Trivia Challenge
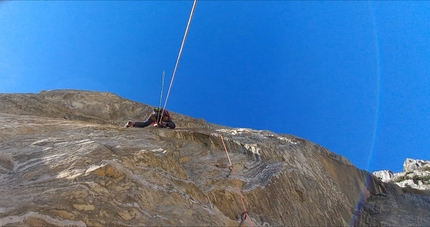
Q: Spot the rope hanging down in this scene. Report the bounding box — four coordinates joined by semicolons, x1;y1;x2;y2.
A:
161;0;198;113
155;3;252;225
220;135;255;227
157;70;166;123
158;70;166;109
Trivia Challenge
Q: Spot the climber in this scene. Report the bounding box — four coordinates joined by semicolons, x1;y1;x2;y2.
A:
125;107;176;129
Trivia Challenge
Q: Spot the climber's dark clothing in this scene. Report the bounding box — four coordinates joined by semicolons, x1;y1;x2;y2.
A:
128;108;176;129
133;118;176;129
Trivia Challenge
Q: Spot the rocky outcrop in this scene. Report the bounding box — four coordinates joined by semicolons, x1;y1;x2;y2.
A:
404;158;430;172
0;90;429;227
374;158;430;191
370;158;430;226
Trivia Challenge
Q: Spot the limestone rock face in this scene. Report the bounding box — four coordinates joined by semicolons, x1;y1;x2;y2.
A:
373;170;394;183
404;158;430;172
370;157;430;226
0;90;211;129
374;158;430;191
1;90;429;227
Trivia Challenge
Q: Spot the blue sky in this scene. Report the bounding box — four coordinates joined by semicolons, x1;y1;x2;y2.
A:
1;1;429;173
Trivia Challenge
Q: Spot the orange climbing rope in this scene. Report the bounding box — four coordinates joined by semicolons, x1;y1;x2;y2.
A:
219;134;254;227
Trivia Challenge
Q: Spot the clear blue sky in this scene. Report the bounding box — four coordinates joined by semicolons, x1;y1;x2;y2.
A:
1;1;429;173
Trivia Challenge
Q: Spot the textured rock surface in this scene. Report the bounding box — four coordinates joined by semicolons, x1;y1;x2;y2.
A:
373;170;394;183
0;90;211;129
374;158;430;191
0;90;429;227
403;158;430;172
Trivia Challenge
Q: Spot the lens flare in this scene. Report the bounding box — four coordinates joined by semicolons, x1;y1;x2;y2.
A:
350;3;382;226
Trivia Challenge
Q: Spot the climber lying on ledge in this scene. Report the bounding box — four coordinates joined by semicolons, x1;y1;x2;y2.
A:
125;107;176;129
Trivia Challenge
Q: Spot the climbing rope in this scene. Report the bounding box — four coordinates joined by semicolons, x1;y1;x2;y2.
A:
161;0;197;114
158;70;165;109
220;134;254;227
157;70;166;123
152;2;254;225
238;211;250;227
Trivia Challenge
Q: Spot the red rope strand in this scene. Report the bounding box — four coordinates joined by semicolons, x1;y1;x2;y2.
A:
220;134;254;227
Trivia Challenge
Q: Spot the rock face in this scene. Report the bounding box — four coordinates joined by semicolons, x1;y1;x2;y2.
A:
374;158;430;191
404;158;430;172
371;159;430;226
0;90;210;128
0;90;429;227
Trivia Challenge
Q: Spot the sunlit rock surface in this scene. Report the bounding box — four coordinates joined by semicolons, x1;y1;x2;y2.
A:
374;158;430;191
0;90;429;227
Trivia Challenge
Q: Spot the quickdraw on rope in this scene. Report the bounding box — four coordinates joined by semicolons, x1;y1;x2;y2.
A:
226;165;233;178
238;211;249;227
220;134;254;227
161;0;197;115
